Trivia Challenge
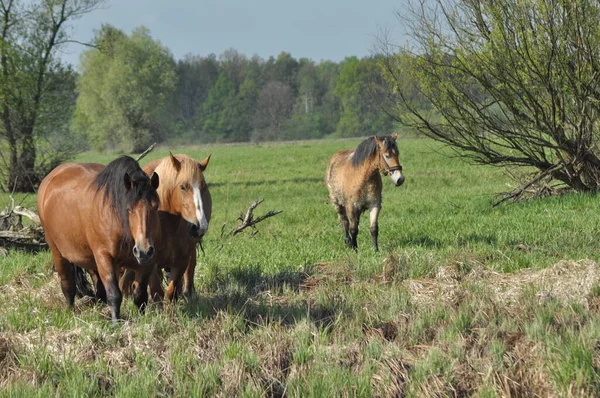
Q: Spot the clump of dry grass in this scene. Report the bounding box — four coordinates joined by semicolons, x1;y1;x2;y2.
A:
405;260;600;308
371;356;411;397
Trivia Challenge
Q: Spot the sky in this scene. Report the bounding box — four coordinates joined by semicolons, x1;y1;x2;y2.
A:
59;0;408;67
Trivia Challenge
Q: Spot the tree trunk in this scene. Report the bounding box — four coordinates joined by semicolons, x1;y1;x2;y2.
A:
8;128;36;192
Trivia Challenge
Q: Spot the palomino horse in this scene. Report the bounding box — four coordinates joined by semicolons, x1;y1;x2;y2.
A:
37;156;160;322
121;153;211;301
325;134;404;251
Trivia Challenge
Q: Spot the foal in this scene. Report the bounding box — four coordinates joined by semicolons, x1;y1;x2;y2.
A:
325;134;404;251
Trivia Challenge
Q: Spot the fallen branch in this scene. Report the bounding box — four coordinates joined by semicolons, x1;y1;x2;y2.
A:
135;142;157;162
13;205;40;224
231;198;283;236
0;199;46;250
493;165;562;207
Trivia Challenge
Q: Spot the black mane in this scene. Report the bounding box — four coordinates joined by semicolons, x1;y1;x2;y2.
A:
93;156;158;235
352;135;398;167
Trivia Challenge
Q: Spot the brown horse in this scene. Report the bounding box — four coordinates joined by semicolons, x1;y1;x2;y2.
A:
37;156;160;322
121;153;212;301
325;134;404;251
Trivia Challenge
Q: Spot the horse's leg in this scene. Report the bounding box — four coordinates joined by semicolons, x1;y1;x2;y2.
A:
51;249;76;308
73;266;94;298
132;269;151;313
347;206;361;251
335;204;351;247
95;253;122;324
369;205;381;252
165;266;184;302
118;269;136;298
89;269;107;303
148;267;165;302
182;246;196;299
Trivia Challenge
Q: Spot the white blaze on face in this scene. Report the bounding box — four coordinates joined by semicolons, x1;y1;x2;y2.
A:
390;170;404;185
384;148;404;186
193;183;209;234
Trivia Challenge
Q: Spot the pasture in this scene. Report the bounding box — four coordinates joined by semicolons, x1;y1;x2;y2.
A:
1;137;600;396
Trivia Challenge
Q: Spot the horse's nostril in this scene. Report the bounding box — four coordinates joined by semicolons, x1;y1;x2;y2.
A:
190;224;199;236
147;246;155;258
133;246;139;257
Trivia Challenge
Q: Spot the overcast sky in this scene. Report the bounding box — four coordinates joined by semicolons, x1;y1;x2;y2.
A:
60;0;408;68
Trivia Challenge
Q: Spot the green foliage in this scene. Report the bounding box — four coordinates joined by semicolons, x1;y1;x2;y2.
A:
335;57;393;137
0;0;102;192
383;0;600;191
75;25;177;152
200;72;238;142
166;50;383;143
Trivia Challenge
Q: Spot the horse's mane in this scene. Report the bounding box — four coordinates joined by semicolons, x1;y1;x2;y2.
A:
154;154;203;198
94;156;158;235
352;135;398;167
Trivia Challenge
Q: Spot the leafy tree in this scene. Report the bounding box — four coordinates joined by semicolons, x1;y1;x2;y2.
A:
335;57;393;137
316;60;342;135
173;53;219;136
296;59;319;114
75;25;177;152
0;0;103;192
219;48;246;87
382;0;600;194
201;72;237;142
231;77;258;142
272;52;299;92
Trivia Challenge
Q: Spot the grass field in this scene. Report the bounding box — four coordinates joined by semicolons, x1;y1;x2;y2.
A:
1;137;600;397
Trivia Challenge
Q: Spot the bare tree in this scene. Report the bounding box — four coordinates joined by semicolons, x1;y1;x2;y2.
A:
254;81;294;141
0;0;104;192
381;0;600;197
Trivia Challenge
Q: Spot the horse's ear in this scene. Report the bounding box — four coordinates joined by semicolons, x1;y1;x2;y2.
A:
199;153;211;172
374;136;384;147
123;173;133;191
169;152;181;172
391;133;398;141
150;171;160;189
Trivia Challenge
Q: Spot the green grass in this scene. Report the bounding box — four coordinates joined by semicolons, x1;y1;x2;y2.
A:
1;137;600;396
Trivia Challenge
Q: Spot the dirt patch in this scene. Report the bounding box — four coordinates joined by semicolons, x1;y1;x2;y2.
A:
404;260;600;308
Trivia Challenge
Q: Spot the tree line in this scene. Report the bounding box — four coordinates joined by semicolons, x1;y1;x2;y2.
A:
74;25;395;153
7;0;598;197
0;0;398;193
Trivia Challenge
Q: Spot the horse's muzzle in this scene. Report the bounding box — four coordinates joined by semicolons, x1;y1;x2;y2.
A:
391;171;405;187
188;222;206;239
133;244;155;265
395;174;405;186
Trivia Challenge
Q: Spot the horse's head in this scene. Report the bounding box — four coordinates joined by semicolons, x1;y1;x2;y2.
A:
124;171;161;264
155;153;211;239
95;156;160;265
376;134;405;187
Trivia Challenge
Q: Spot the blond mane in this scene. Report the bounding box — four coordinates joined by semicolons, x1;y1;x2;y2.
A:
154;154;203;209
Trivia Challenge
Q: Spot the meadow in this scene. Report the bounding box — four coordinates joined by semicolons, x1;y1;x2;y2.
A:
1;137;600;397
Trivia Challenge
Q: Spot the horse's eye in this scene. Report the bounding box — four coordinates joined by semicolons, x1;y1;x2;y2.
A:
180;184;188;191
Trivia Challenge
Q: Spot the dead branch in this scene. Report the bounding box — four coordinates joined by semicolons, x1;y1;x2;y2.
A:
0;199;45;250
13;205;40;224
492;165;563;207
135;142;157;162
231;198;283;236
